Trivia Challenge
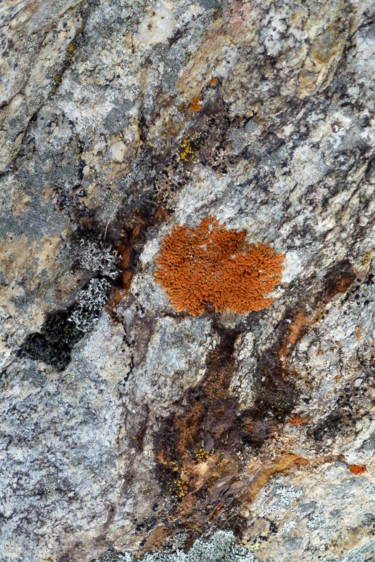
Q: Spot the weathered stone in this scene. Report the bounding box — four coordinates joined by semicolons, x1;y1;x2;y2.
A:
1;0;375;560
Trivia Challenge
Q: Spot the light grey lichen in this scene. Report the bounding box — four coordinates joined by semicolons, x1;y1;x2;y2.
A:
79;239;118;279
68;278;112;333
98;532;254;562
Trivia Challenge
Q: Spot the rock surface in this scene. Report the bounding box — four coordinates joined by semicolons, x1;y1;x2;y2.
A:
1;0;375;560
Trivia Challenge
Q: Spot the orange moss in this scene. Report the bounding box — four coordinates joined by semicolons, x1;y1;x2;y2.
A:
349;464;367;475
189;97;203;112
154;216;284;315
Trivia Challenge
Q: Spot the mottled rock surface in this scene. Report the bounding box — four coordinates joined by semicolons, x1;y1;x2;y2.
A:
1;0;375;560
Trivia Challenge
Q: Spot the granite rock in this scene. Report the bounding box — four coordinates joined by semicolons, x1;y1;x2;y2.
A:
1;0;375;561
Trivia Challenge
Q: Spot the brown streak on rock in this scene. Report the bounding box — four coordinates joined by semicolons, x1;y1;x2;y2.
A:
245;453;310;503
141;525;171;554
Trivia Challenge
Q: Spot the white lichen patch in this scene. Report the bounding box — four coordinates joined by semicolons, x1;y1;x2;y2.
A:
291;145;328;188
138;0;176;46
282;250;304;283
139;238;160;267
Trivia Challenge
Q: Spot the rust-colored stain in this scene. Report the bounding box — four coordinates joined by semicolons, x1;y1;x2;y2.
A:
279;266;356;367
155;216;284;315
189;97;203;112
356;325;362;341
141;525;171;554
107;206;170;313
335;374;341;383
279;311;308;363
209;77;218;87
246;453;309;501
349;464;367;475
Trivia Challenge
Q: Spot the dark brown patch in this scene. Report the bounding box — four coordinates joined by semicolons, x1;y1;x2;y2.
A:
152;261;358;537
106;205;171;316
154;322;299;534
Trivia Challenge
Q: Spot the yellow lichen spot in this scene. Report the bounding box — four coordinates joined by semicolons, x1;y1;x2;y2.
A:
51;74;63;95
194;441;214;462
176;478;187;498
180;135;195;162
362;251;372;266
246;541;261;552
179;131;204;162
68;43;76;53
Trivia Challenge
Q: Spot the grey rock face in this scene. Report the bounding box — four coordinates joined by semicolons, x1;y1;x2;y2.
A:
1;0;375;561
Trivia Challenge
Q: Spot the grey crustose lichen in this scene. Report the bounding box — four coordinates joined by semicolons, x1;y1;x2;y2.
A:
98;531;254;562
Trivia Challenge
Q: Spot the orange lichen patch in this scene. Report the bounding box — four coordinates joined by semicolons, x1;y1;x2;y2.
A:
189;97;203;112
209;77;218;87
155;217;284;315
349;464;367;475
356;325;362;341
335;374;341;383
290;416;307;426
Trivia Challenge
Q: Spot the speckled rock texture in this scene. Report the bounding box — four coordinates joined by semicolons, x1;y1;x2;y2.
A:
1;0;375;561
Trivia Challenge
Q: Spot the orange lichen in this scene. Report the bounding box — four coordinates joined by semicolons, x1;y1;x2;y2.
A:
154;216;284;315
290;416;306;426
356;325;362;341
189;97;203;112
209;77;218;87
349;464;367;475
